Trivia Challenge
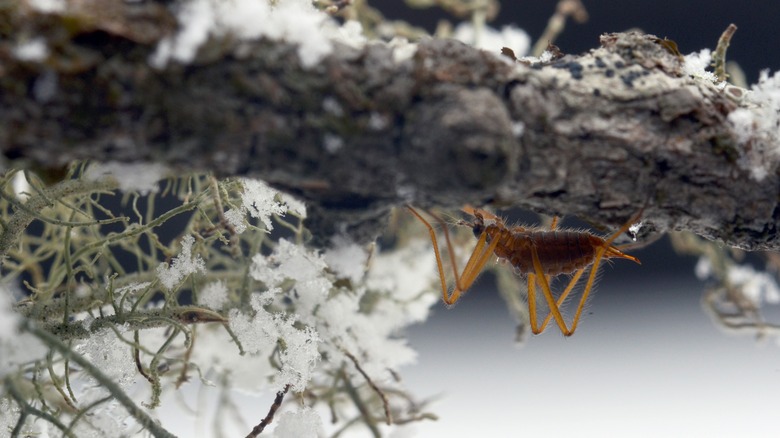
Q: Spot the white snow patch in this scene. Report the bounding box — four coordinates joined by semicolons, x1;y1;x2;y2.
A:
199;280;230;310
453;23;531;57
324;235;368;284
727;70;780;180
273;407;324;438
13;38;49;61
0;288;47;378
28;0;65;13
85;161;168;194
683;49;720;84
151;0;337;69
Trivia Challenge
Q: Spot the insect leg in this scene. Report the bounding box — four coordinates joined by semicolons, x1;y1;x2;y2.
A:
531;247;571;335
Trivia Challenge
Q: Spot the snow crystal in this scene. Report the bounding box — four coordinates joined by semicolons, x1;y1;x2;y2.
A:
726;263;780;307
327;20;367;49
239;178;288;231
250;239;331;318
29;0;65;13
189;322;275;393
280;192;306;218
323;133;344;153
275;320;320;392
11;171;31;201
389;37;417;63
727;70;780;180
682;49;720;84
453;22;531;56
199;280;230;310
85;161;168;194
151;0;335;69
224;207;248;234
228;291;320;392
75;326;137;391
156;235;206;291
322;97;344;116
324;236;368;284
0;289;47;378
273;407;324;438
13;38;48;62
229;292;279;355
695;257;712;280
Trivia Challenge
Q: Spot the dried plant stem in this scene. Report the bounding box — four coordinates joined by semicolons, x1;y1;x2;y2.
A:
713;23;738;82
245;384;291;438
532;0;588;56
343;350;392;425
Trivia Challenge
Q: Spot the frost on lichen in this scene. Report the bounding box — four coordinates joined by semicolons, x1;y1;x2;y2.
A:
156;235;205;291
683;49;721;84
0;166;439;435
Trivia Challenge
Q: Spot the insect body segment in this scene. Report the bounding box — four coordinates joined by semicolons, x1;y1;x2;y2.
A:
408;205;642;336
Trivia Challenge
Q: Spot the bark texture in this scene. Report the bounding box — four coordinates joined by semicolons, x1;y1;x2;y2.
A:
1;1;778;249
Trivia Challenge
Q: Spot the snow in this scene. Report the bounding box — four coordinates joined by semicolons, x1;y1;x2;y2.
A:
0;287;47;378
453;22;531;56
75;325;137;392
228;291;321;392
199;280;230;310
151;0;336;69
725;263;780;307
695;257;780;307
28;0;65;13
682;49;720;84
232;178;305;231
324;235;368;285
323;133;344;153
156;235;206;291
727;70;780;180
85;161;168;194
224;207;248;233
273;407;324;438
13;38;49;62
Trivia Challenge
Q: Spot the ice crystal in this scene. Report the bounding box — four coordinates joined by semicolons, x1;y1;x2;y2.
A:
156;235;205;291
199;280;230;310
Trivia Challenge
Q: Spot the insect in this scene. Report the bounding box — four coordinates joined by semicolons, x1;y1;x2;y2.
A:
406;205;642;336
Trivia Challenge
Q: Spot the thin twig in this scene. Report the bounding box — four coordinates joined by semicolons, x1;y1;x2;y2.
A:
532;0;588;56
343;350;392;425
245;384;291;438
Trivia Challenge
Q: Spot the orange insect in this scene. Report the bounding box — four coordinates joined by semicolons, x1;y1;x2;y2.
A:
407;205;642;336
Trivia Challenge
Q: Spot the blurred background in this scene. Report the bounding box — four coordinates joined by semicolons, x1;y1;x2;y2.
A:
366;1;780;436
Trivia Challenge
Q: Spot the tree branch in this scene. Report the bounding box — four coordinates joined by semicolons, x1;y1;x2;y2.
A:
2;1;777;249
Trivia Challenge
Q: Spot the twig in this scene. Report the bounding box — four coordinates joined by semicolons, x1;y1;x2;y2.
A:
532;0;588;56
245;384;291;438
343;350;392;425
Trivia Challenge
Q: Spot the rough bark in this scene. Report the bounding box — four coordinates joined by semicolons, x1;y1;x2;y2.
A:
1;1;778;249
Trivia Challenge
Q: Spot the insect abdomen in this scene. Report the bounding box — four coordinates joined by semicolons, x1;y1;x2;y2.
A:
502;231;598;275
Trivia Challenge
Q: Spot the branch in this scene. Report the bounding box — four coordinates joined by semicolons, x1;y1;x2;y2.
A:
2;1;777;249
